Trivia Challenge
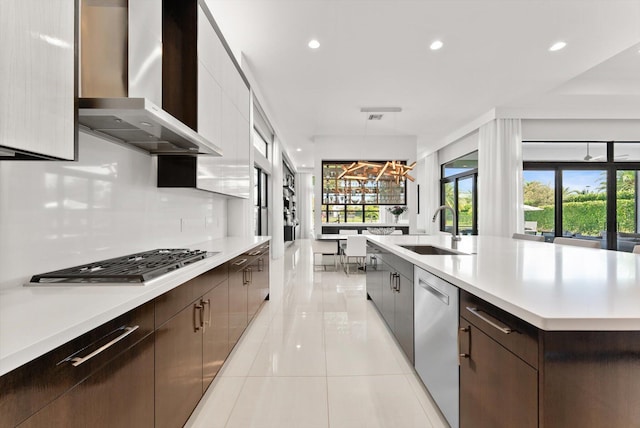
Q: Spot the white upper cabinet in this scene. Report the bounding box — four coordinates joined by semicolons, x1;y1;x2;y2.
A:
0;0;76;160
197;7;224;86
195;4;250;198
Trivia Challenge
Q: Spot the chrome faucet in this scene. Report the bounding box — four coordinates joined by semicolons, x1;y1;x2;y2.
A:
432;205;461;245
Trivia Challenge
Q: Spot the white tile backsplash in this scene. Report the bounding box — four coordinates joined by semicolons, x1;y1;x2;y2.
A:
0;132;227;289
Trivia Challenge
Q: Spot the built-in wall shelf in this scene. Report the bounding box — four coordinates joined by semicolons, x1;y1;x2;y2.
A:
283;160;297;242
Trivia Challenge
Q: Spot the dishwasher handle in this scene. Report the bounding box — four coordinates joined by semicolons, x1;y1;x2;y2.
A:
418;279;449;305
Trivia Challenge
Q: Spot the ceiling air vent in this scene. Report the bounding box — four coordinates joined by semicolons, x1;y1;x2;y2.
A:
361;106;402;121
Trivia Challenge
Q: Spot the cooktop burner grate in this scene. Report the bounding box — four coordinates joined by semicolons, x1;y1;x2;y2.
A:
30;249;212;284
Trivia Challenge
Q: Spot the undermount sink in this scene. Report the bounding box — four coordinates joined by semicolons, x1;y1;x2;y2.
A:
399;245;468;256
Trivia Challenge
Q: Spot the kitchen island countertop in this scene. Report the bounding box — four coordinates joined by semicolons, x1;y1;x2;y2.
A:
0;236;270;377
367;234;640;332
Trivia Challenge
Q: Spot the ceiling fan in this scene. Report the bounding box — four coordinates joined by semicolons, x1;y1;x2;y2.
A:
583;143;629;162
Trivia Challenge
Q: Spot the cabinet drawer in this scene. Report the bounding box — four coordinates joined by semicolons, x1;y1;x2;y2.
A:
18;335;155;428
229;253;254;272
155;263;228;327
0;302;154;427
460;290;538;368
192;263;228;302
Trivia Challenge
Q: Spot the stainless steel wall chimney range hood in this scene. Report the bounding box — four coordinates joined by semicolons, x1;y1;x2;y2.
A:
78;0;222;156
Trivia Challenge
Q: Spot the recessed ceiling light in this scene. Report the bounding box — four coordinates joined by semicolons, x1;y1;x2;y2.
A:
296;148;302;152
308;39;320;49
549;41;567;52
430;40;443;50
302;164;306;167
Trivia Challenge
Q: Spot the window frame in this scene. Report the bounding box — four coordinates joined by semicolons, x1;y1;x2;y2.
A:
254;166;268;236
523;141;640;250
440;152;478;235
321;160;407;223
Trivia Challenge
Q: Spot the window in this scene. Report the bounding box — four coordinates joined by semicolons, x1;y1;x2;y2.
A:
523;141;640;251
253;99;273;159
253;129;268;159
254;167;268;236
321;161;407;223
440;152;478;235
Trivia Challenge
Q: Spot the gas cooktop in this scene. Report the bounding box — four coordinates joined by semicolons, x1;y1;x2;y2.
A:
30;249;214;284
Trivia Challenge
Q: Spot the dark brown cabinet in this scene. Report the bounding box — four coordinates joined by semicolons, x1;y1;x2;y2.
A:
154;263;229;428
228;245;270;349
458;320;538;428
228;256;250;348
248;245;270;321
459;290;538;428
0;242;270;428
19;336;155;428
202;279;229;388
0;302;155;428
155;301;204;428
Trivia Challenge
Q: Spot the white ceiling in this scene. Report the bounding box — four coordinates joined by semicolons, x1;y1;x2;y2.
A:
205;0;640;169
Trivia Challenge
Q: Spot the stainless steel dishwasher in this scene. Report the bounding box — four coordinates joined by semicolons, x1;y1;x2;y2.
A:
414;266;459;428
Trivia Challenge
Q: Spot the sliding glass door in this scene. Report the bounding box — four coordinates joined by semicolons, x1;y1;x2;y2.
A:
616;169;639;252
561;169;607;245
440;152;478;235
523;141;640;251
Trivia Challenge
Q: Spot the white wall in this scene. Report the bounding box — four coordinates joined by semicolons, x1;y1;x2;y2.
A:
270;136;285;258
297;172;314;238
522;119;640;141
0;132;228;289
313;135;418;233
437;130;479;164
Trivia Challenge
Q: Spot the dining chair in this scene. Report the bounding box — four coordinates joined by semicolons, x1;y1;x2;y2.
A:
338;229;358;253
633;245;640;254
311;239;338;271
553;237;601;249
512;233;544;242
341;235;367;275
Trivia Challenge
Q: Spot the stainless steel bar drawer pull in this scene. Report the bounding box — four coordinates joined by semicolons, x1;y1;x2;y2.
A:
69;325;139;367
233;258;248;266
466;307;512;334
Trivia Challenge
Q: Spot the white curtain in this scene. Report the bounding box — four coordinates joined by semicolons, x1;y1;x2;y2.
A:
422;152;440;234
478;119;523;237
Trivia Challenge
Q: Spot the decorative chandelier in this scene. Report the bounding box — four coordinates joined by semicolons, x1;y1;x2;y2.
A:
337;160;416;183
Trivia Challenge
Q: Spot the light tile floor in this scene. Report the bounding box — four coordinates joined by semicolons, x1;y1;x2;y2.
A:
186;239;448;428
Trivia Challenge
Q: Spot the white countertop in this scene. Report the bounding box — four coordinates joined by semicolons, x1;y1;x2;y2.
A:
0;236;270;377
367;234;640;332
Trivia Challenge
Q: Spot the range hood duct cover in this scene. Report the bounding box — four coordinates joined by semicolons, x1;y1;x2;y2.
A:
78;0;222;156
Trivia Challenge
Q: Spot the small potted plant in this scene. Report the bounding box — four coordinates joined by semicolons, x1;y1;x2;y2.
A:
387;206;407;223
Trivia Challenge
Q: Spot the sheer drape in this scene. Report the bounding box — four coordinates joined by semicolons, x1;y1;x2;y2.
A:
478;119;523;237
423;152;440;234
